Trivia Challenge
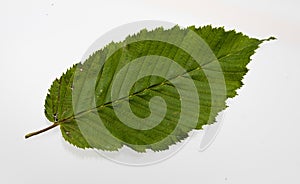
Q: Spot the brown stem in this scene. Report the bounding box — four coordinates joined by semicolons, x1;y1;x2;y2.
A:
25;122;60;139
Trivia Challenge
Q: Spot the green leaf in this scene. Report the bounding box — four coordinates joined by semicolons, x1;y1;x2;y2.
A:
25;25;274;152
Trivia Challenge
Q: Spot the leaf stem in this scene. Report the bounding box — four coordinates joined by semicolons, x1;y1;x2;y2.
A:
25;122;60;139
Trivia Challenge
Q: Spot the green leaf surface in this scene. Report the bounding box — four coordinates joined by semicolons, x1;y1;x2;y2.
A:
26;25;274;152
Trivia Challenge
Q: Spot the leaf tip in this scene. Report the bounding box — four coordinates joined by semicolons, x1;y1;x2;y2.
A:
263;36;277;42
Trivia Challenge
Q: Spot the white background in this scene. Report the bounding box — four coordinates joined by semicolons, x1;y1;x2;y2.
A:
1;0;299;183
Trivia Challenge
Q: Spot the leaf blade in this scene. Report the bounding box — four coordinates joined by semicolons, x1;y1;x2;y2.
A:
36;25;273;152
